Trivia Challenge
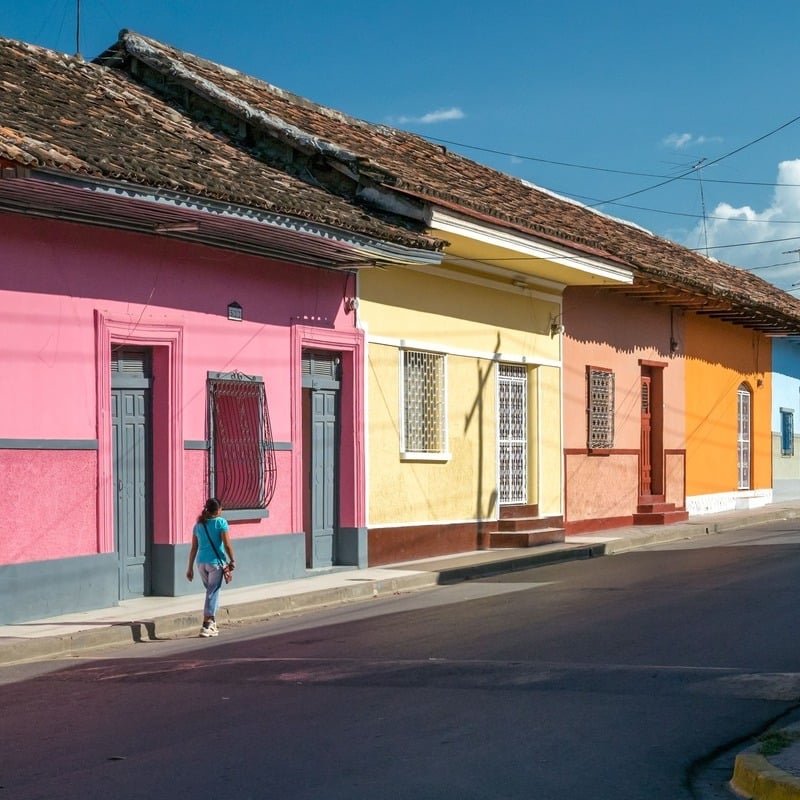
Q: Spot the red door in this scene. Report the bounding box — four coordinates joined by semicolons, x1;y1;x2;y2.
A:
640;376;652;496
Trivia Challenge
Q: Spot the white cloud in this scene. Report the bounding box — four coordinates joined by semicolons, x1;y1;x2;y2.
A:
683;159;800;291
393;107;465;125
663;132;723;150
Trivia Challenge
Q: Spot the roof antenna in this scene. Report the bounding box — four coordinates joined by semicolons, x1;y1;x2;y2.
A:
76;0;81;56
693;158;709;257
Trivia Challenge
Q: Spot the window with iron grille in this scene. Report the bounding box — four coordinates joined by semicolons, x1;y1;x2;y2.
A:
737;384;751;489
401;349;447;455
781;408;794;457
587;367;615;449
208;372;277;510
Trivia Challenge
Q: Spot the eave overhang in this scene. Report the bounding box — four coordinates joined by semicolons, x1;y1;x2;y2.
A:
0;168;443;271
429;209;634;288
607;277;800;336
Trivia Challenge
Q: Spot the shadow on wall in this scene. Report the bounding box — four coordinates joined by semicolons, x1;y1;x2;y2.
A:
464;333;501;545
4;215;347;329
562;286;677;358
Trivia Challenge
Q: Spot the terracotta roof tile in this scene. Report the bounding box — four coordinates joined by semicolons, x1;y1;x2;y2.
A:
98;31;800;331
0;37;441;253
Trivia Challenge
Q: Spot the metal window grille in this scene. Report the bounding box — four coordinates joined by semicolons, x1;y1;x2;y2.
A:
498;364;527;504
587;367;615;449
781;408;795;457
402;350;446;453
208;372;277;510
737;385;751;489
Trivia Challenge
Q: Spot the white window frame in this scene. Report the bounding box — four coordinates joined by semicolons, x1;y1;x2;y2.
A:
737;384;751;490
497;363;528;504
399;348;450;461
781;407;794;457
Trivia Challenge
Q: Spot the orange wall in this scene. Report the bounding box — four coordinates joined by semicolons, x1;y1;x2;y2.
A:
684;315;771;495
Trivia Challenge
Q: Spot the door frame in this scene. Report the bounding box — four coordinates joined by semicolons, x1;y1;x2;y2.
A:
111;348;153;598
95;313;184;556
638;360;666;500
290;324;365;542
302;353;341;567
497;363;528;506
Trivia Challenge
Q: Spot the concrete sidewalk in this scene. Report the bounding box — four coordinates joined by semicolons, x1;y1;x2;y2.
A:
6;500;800;667
4;500;800;798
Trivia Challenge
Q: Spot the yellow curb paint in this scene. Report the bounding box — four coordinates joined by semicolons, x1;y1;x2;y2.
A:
732;753;800;800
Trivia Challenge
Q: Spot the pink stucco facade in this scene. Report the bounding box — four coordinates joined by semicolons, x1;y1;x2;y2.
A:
1;212;366;618
562;286;686;531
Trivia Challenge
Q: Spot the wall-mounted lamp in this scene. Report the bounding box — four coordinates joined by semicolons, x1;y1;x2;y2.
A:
227;301;243;322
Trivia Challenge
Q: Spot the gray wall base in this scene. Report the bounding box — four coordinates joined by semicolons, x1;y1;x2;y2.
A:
3;530;368;624
152;532;308;596
337;527;368;568
0;554;118;625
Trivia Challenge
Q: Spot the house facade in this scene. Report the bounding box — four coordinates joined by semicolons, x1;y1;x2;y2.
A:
684;316;773;514
562;286;687;532
6;31;800;626
99;31;635;563
769;338;800;501
0;38;440;623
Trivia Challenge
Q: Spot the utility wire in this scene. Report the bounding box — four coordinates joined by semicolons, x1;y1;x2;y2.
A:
423;135;800;187
688;234;800;252
589;112;800;207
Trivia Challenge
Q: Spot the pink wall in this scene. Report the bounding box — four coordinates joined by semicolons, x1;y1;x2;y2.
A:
1;213;361;564
0;451;97;560
562;287;685;451
562;286;686;527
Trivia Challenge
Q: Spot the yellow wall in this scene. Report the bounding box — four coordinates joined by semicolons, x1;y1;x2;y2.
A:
360;267;561;362
537;364;562;514
361;267;562;525
685;315;771;495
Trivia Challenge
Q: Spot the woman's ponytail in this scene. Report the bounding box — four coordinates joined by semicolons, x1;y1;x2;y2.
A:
197;497;221;524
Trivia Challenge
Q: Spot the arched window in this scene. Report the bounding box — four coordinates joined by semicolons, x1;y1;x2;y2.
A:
737;383;751;490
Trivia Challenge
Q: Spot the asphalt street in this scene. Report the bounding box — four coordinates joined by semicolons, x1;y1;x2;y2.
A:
4;521;800;799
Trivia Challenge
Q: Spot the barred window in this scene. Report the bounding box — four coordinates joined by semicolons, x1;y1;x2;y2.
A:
781;408;794;457
402;349;447;455
587;367;615;449
208;372;277;510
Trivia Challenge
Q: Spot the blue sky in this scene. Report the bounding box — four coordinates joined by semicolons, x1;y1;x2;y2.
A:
4;0;800;290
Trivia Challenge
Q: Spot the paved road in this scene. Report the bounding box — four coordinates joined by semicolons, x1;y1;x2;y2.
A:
4;520;800;799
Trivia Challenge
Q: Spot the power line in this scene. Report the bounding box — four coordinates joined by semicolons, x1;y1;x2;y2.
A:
590;112;800;207
688;234;800;252
423;135;800;188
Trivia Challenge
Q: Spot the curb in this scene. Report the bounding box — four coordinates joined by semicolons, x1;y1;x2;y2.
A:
3;508;800;668
731;752;800;800
0;543;600;667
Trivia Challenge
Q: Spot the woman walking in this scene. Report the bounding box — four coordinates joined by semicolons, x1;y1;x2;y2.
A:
186;497;235;638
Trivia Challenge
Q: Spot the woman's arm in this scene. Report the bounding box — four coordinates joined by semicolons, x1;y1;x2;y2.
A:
222;531;235;569
186;534;199;580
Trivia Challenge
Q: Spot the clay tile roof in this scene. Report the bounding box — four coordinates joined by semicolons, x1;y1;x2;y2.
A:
0;37;441;253
98;30;800;334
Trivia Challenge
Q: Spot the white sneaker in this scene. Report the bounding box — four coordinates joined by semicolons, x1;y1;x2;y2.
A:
199;622;218;638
